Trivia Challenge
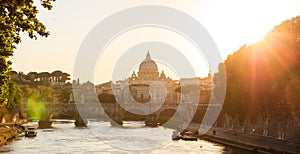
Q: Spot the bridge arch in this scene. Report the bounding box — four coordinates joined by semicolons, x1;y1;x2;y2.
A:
122;109;147;121
157;108;185;128
190;108;207;124
26;102;81;128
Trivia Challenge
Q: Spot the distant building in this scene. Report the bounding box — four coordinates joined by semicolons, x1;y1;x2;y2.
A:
77;51;213;105
95;81;113;95
70;79;105;118
71;79;98;104
111;51;213;105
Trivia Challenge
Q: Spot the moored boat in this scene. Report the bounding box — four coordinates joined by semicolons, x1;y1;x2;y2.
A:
172;130;198;141
172;130;181;140
25;127;37;137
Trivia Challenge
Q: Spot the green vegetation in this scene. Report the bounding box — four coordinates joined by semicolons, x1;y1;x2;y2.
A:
98;93;116;103
216;16;300;132
96;81;116;104
0;0;55;122
15;74;71;120
11;70;70;87
59;84;71;103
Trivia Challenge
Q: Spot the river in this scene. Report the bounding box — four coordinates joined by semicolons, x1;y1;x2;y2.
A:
0;120;252;153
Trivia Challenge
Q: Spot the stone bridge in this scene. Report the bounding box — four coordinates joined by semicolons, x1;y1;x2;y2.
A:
25;102;90;128
26;102;221;128
101;102;221;128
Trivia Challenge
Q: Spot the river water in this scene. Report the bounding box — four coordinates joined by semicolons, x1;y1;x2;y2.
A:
0;120;250;153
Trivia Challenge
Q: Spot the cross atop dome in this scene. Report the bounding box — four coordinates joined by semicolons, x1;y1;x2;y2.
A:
146;50;151;60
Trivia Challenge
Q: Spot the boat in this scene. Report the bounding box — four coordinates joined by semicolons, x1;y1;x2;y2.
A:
25;127;37;137
172;130;198;141
172;130;181;140
178;135;198;141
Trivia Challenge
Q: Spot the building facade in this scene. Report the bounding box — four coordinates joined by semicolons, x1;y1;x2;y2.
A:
74;51;213;106
111;51;213;105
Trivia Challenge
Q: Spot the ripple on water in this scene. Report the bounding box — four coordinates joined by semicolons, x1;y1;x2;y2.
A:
0;121;249;153
0;146;13;153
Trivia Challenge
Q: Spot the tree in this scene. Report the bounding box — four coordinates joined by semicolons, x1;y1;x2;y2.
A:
22;85;33;98
39;86;53;102
60;72;70;83
38;72;50;85
51;70;62;83
0;0;55;107
98;93;116;104
27;71;38;82
7;79;23;109
217;16;300;129
26;88;40;103
59;85;71;103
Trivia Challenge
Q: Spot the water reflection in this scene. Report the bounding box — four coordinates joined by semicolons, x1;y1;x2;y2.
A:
0;121;251;153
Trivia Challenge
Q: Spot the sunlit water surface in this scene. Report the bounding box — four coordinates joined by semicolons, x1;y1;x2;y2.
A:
0;120;250;153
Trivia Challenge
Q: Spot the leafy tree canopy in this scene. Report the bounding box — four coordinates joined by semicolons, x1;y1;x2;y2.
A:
0;0;55;106
219;16;300;124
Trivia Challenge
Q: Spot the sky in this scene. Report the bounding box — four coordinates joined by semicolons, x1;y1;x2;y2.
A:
11;0;300;84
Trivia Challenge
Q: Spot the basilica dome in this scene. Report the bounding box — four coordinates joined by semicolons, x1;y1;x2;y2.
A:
138;52;159;80
139;53;158;72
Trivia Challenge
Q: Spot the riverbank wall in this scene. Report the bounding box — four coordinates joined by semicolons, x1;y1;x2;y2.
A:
196;127;300;154
0;124;21;147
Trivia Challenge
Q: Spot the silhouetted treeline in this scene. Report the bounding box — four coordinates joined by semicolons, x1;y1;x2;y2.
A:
215;16;300;139
11;70;70;87
98;93;116;103
11;70;72;103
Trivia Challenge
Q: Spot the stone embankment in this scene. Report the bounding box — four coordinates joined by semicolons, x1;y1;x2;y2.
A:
0;124;21;147
198;127;300;154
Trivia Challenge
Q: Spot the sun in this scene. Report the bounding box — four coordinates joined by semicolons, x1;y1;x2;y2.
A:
199;0;300;56
244;28;268;45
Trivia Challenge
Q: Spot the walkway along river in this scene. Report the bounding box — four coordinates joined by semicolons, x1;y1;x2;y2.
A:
0;120;253;153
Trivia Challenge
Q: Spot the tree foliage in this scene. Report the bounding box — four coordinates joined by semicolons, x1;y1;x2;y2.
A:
7;78;23;109
0;0;55;107
218;16;300;125
59;85;71;103
25;86;53;103
11;70;70;87
98;93;116;104
39;86;53;102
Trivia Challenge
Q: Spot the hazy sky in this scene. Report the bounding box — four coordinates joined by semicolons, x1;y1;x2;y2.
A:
11;0;300;84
